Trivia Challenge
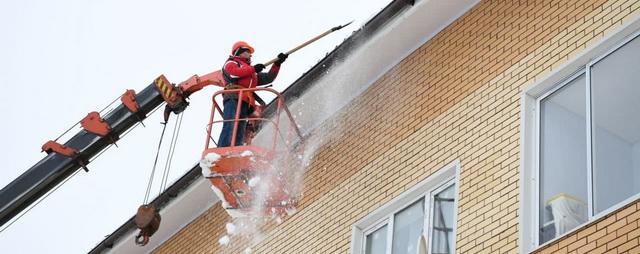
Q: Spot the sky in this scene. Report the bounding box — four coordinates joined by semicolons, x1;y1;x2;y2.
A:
0;0;392;253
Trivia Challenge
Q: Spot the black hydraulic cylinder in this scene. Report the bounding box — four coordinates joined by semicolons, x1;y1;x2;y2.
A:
0;81;167;227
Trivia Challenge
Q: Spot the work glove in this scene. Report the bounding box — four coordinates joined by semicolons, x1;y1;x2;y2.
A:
253;64;265;73
275;53;288;65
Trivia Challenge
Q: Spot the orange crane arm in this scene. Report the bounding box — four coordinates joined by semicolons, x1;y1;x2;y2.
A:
177;70;226;97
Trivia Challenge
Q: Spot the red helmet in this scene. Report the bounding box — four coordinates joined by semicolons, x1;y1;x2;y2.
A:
231;41;255;55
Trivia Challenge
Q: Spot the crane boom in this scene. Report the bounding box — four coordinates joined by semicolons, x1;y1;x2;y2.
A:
0;75;186;227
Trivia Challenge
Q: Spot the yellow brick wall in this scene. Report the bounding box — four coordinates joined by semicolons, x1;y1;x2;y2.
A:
534;201;640;254
154;0;640;253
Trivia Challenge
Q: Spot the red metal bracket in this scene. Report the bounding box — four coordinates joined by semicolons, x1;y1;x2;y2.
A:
81;112;111;137
121;89;146;125
121;89;140;113
42;140;89;172
42;140;78;157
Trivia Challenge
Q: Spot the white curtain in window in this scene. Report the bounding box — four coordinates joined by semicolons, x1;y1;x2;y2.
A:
548;194;587;236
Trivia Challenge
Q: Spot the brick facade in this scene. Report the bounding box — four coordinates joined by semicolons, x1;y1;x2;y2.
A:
535;201;640;254
154;1;640;253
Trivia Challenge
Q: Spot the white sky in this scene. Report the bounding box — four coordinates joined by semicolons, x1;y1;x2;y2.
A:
0;0;391;253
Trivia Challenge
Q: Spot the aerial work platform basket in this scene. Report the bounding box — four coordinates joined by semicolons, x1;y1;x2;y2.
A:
200;87;304;218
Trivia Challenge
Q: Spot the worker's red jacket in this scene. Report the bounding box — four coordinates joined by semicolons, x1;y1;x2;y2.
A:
222;56;280;106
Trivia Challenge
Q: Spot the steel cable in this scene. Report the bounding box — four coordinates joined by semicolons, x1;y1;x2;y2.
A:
159;112;184;194
143;122;168;204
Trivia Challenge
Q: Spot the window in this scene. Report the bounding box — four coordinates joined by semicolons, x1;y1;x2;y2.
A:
537;73;589;243
390;199;424;253
429;184;456;254
352;162;459;254
590;37;640;214
521;26;640;251
365;224;388;254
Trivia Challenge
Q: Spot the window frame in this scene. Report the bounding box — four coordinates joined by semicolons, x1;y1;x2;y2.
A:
425;181;457;254
363;218;391;254
363;196;426;254
351;160;460;254
586;35;640;217
520;17;640;253
534;69;588;245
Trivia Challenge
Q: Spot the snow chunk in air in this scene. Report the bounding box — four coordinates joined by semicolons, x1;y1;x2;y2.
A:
226;222;237;235
218;235;230;246
285;207;297;216
240;150;253;157
248;176;260;187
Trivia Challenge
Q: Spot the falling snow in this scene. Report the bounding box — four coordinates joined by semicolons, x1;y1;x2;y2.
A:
218;235;230;246
248;177;260;187
226;222;237;235
285;207;297;216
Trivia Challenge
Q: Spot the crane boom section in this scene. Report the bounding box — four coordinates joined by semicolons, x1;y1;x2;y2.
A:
0;76;181;227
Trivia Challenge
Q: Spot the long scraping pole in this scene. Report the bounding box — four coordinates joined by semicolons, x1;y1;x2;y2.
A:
263;21;353;66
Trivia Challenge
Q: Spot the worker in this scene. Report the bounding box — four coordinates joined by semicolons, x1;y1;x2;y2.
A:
218;41;287;147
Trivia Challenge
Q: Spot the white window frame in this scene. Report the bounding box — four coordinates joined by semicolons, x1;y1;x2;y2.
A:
363;218;391;253
351;160;460;254
425;181;457;254
520;16;640;253
534;69;587;245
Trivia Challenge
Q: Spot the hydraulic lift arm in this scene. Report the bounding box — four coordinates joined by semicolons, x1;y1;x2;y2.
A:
177;70;225;97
